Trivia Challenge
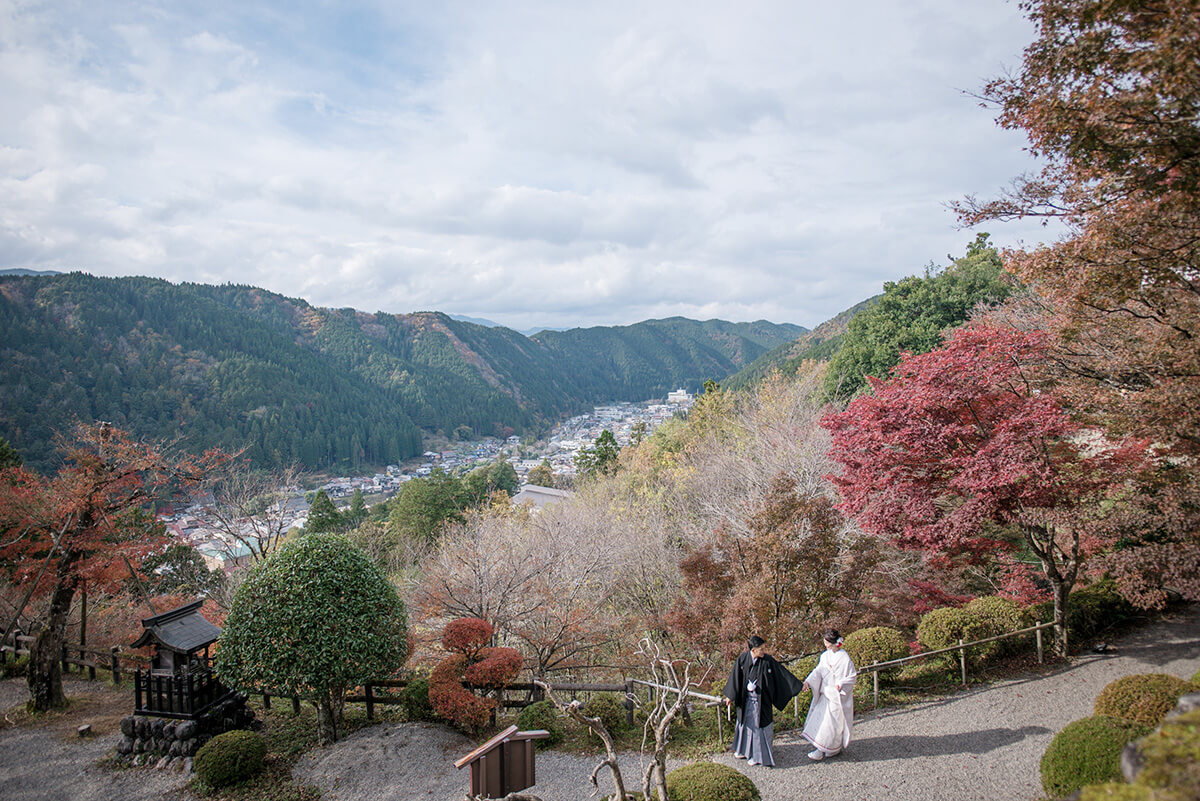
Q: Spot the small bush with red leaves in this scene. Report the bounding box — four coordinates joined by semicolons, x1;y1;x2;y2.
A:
429;618;525;731
443;617;493;658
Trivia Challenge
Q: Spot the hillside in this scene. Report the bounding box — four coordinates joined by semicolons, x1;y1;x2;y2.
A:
0;273;802;472
722;297;879;391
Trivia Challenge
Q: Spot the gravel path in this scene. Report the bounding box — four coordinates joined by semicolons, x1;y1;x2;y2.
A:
0;679;189;801
296;604;1200;801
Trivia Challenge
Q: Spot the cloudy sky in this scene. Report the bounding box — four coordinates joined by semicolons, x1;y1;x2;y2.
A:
0;0;1056;330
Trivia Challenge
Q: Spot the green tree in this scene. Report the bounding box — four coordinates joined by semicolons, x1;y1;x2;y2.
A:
463;460;520;504
305;490;343;533
0;437;21;469
386;469;467;546
527;460;554;488
141;543;223;597
215;533;408;744
453;425;474;441
575;430;620;479
345;488;367;529
824;233;1014;400
630;421;648;447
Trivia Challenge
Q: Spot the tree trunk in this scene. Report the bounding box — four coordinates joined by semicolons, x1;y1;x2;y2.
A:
316;686;346;745
1050;575;1071;658
27;570;78;711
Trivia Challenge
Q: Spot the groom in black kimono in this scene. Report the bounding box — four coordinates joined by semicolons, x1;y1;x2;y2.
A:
723;635;805;767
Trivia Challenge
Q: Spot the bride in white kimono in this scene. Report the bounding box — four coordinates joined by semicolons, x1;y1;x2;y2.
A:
801;628;857;760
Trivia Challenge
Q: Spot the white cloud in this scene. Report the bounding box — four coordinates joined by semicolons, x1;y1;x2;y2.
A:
0;0;1057;330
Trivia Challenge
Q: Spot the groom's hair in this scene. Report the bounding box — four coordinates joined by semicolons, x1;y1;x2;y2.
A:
747;636;766;650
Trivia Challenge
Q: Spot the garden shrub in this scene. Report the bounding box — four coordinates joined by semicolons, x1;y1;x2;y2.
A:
963;595;1032;657
1133;708;1200;801
1095;674;1199;727
1191;667;1200;686
843;627;909;682
1;653;28;679
442;617;492;658
665;762;760;801
1079;783;1151;800
1040;716;1152;797
194;730;267;789
581;692;628;734
917;606;987;667
516;699;562;747
1029;579;1137;649
399;676;434;721
429;617;523;732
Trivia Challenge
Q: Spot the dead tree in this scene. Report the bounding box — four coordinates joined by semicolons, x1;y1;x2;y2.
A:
637;639;699;801
535;679;629;801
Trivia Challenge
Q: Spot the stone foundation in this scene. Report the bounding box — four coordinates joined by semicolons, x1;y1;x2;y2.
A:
113;691;258;770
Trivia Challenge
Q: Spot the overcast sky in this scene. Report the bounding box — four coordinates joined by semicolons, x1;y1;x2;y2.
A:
0;1;1057;330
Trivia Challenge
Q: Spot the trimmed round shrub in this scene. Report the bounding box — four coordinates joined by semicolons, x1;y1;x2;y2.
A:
581;693;628;734
1134;708;1200;801
400;676;434;721
194;730;267;789
917;606;986;667
1095;674;1199;727
517;699;563;747
963;595;1032;657
1040;716;1152;797
1079;783;1151;801
1191;668;1200;686
843;627;909;682
665;762;760;801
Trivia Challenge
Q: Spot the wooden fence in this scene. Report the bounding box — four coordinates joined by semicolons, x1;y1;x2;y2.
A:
1;630;150;685
133;668;235;719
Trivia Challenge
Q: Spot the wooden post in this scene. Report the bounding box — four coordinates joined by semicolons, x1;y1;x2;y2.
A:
292;695;301;715
79;581;87;647
263;693;272;710
61;643;69;675
623;680;635;728
872;664;879;710
958;639;967;686
110;647;121;684
134;670;143;712
366;683;375;720
716;702;723;745
1036;625;1044;664
793;692;799;727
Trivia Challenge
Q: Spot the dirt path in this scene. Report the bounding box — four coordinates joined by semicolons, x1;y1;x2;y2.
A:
296;604;1200;801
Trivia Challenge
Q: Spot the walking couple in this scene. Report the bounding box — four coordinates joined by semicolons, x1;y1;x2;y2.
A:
722;629;857;767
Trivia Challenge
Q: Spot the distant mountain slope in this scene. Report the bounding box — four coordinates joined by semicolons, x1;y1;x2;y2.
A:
722;298;878;391
0;274;803;472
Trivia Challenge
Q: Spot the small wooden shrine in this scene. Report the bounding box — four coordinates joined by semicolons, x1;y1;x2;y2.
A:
131;599;220;675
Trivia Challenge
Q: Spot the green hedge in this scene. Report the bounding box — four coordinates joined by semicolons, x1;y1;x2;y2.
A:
665;762;760;801
400;676;434;721
1095;674;1198;727
517;699;562;747
194;730;267;789
1040;716;1152;797
843;627;909;683
962;596;1031;658
1028;579;1137;649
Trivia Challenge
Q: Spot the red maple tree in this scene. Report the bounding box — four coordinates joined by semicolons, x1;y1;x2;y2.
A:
822;325;1147;655
0;423;222;709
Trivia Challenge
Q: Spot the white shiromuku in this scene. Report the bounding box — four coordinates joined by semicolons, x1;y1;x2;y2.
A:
801;648;857;756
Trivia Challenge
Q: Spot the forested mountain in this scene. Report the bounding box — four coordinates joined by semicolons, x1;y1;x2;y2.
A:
0;273;802;472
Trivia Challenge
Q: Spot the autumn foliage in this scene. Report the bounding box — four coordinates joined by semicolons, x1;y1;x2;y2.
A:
823;325;1147;654
428;617;523;731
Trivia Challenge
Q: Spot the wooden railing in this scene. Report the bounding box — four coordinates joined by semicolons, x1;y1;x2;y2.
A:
133;668;235;719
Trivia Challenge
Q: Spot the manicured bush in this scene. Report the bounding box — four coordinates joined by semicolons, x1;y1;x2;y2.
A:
429;617;523;732
581;692;629;734
843;627;909;682
1029;579;1137;650
963;595;1032;657
442;617;492;658
916;606;987;667
517;699;563;747
194;730;267;789
1095;674;1199;727
1040;716;1152;797
1;653;29;679
399;676;434;721
1079;783;1151;801
1134;708;1200;801
665;762;760;801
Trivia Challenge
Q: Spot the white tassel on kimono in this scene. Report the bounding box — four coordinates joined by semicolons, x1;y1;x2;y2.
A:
801;648;857;758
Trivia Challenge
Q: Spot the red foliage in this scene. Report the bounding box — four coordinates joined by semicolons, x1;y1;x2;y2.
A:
822;325;1149;654
429;618;523;731
442;617;492;658
907;580;973;616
